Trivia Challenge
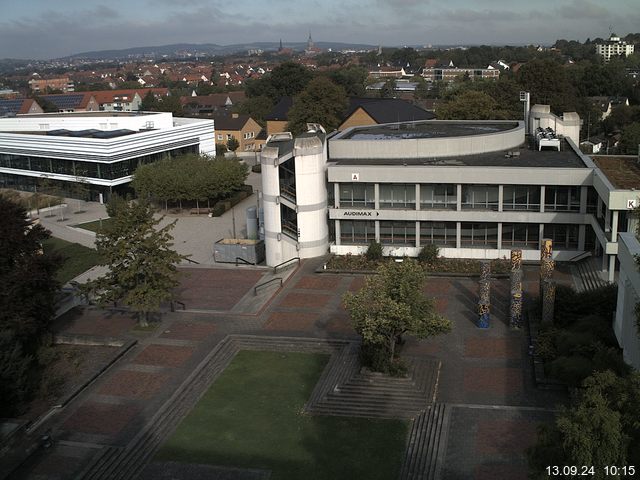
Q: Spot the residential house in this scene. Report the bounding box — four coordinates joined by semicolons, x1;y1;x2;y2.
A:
28;76;74;93
589;96;630;120
181;92;246;117
214;113;262;152
39;93;99;112
339;98;435;130
0;98;44;117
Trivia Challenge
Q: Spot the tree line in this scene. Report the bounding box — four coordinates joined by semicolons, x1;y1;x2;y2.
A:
131;154;249;210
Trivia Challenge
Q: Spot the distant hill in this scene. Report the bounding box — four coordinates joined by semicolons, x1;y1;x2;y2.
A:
66;42;378;60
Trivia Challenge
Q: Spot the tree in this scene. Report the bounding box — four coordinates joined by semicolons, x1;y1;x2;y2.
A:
437;90;511;120
83;200;186;326
0;196;61;414
140;90;158;111
516;58;578;113
379;78;396;98
343;260;451;372
286;77;348;134
227;137;240;152
328;65;368;97
528;370;640;478
620;122;640;155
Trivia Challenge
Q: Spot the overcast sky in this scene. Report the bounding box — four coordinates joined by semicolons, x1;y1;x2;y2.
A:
1;0;639;59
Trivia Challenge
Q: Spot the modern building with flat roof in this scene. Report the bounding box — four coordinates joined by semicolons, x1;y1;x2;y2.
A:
260;106;639;286
0;111;215;200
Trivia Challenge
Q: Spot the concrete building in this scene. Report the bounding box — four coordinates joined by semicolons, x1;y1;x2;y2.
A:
421;64;500;83
259;106;640;287
614;232;640;370
0;111;215;201
596;34;635;63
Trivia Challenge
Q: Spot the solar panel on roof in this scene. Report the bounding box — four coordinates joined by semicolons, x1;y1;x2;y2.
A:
0;99;25;115
42;94;84;109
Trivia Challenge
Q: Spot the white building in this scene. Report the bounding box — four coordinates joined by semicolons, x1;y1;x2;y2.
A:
596;34;635;63
260;106;640;286
0;111;215;200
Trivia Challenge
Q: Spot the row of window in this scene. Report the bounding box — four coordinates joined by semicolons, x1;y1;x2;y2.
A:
337;183;588;212
0;145;198;180
339;220;580;249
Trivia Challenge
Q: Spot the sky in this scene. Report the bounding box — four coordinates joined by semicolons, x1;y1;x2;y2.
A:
1;0;639;59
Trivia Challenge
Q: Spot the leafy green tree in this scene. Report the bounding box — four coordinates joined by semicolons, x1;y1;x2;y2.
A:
245;62;313;101
236;95;273;126
343;260;451;371
0;197;61;414
528;370;640;478
516;58;578;113
155;94;183;116
379;78;396;98
140;90;158;111
227;137;240;152
83;200;186;327
329;65;368;97
437;90;511;120
620;122;640;155
286;77;348;134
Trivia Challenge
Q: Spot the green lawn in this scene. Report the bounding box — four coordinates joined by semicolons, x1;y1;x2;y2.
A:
42;237;101;284
73;217;114;233
156;351;408;480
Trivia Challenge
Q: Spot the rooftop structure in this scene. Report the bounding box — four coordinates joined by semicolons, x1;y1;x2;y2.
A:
596;33;635;63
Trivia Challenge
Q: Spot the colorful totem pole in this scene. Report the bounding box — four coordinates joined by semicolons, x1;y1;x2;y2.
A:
477;261;491;328
540;238;556;323
509;249;523;329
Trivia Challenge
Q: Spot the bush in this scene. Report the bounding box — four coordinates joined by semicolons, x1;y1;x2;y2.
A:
546;355;594;387
365;241;383;261
417;244;439;264
554;284;618;326
360;341;391;373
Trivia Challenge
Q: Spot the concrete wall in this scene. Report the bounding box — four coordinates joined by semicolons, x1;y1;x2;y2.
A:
330;121;524;160
614;232;640;370
2;111;174;131
529;105;581;145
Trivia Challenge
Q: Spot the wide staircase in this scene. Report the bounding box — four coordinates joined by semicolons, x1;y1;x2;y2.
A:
573;256;608;292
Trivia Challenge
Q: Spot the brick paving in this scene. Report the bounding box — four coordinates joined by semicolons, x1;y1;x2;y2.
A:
63;402;139;436
98;370;170;399
15;260;575;480
133;344;195;368
174;268;263;310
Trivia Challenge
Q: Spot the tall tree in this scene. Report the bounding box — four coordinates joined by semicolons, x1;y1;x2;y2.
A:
286;77;348;134
437;90;511;120
83;200;186;327
0;196;60;414
343;260;451;372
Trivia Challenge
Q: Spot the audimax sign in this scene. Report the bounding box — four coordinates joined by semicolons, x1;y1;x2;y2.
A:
341;210;380;217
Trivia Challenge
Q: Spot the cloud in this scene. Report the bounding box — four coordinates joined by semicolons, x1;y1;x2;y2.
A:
434;8;520;23
556;0;609;19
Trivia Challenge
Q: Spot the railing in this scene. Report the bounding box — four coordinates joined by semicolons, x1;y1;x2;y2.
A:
184;257;200;265
568;251;592;263
273;257;300;274
235;257;255;266
254;277;283;295
170;300;186;312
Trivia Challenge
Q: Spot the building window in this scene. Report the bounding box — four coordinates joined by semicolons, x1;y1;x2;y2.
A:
278;158;296;202
502;223;540;249
340;220;375;244
503;185;541;211
380;221;416;245
339;183;374;208
420;221;456;247
544;186;580;212
379;184;416;209
544;224;579;249
461;185;499;210
217;134;223;140
280;204;298;239
226;134;232;140
460;222;498;247
420;184;456;210
586;187;598;214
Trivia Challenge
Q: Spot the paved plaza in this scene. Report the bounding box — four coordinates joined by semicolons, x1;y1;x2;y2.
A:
7;258;567;480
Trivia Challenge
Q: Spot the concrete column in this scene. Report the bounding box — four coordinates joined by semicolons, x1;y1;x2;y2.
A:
578;224;586;251
498;185;504;212
612;210;619;240
605;208;612;236
597;197;603;218
540;185;545;213
609;255;616;283
374;183;380;210
415;184;420;211
415;221;420;247
334;183;340;208
335;220;341;246
457;184;462;211
579;186;588;214
456;221;462;249
539;224;545;250
375;220;380;242
497;223;503;250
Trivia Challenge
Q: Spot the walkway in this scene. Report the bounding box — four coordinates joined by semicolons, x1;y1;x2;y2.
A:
6;258;566;480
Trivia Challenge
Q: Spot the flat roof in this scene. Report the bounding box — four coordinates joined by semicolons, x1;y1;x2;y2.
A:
331;138;586;168
18;111;158;118
592;155;640;189
340;121;518;140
